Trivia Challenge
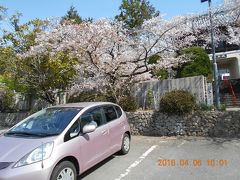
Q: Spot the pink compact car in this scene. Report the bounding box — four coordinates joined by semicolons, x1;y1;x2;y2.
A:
0;102;131;180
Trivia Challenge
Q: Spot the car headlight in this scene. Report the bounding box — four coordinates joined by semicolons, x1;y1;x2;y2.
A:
13;142;54;168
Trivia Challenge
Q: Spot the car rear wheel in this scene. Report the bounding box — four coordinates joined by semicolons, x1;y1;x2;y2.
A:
51;161;77;180
119;133;130;155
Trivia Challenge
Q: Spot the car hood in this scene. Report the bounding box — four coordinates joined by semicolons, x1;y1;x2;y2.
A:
0;135;56;162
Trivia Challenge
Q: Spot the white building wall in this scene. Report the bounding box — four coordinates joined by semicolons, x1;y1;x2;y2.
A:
209;50;240;79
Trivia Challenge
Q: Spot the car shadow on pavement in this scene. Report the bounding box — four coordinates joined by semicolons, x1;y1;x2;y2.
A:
78;155;115;179
175;136;240;148
205;137;240;147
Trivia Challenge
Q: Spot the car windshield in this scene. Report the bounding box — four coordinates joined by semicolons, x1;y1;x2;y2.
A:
5;107;82;137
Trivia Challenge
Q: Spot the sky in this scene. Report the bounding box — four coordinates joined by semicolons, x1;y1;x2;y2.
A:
1;0;224;24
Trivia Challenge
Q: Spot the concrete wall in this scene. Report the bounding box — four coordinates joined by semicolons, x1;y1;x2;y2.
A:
133;76;210;110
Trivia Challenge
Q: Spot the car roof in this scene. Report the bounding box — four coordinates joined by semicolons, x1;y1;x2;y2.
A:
50;102;117;109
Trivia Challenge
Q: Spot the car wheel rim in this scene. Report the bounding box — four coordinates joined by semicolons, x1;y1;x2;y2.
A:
57;167;74;180
123;136;130;151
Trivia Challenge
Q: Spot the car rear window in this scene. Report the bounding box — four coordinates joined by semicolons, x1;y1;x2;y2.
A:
103;106;118;122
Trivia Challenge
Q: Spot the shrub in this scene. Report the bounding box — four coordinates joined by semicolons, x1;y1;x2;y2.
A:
146;89;154;110
220;104;226;111
118;96;138;112
160;90;196;115
197;104;214;111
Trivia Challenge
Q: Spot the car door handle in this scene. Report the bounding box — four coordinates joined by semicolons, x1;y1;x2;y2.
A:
101;130;108;135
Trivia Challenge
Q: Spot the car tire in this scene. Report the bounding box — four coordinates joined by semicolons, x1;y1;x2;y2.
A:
51;161;77;180
119;133;130;155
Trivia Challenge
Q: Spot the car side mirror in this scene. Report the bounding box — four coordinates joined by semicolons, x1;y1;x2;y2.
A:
82;121;97;134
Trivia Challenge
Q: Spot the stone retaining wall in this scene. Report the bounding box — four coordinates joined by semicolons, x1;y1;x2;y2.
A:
127;111;240;137
1;111;240;138
0;112;30;128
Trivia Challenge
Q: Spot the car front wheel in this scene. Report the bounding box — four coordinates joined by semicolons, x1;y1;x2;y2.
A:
51;161;77;180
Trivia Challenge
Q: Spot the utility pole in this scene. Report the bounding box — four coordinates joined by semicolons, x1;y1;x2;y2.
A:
201;0;220;109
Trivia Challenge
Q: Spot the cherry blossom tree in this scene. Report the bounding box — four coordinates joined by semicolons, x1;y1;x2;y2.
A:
228;25;240;46
142;1;240;53
225;1;240;46
22;1;240;103
23;20;156;102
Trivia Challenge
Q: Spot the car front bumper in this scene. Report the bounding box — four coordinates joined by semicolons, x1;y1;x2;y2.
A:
0;161;53;180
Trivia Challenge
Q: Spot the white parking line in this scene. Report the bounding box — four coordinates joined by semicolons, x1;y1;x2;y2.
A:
114;145;157;180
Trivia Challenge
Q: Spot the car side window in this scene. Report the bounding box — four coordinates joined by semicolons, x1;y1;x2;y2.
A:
80;113;94;129
103;106;118;122
64;120;80;142
70;120;81;135
80;107;105;129
114;105;122;118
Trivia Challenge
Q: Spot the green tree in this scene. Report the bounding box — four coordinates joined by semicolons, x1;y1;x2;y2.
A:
61;6;83;24
148;54;168;80
152;68;168;80
2;13;50;53
1;14;51;92
1;14;79;104
19;52;78;104
115;0;159;29
0;47;25;92
176;47;213;81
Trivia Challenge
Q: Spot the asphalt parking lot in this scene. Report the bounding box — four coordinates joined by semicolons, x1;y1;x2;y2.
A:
1;129;239;180
79;136;240;180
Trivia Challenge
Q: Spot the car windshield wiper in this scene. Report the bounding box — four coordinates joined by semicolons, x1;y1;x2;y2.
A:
5;131;42;137
4;131;58;137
